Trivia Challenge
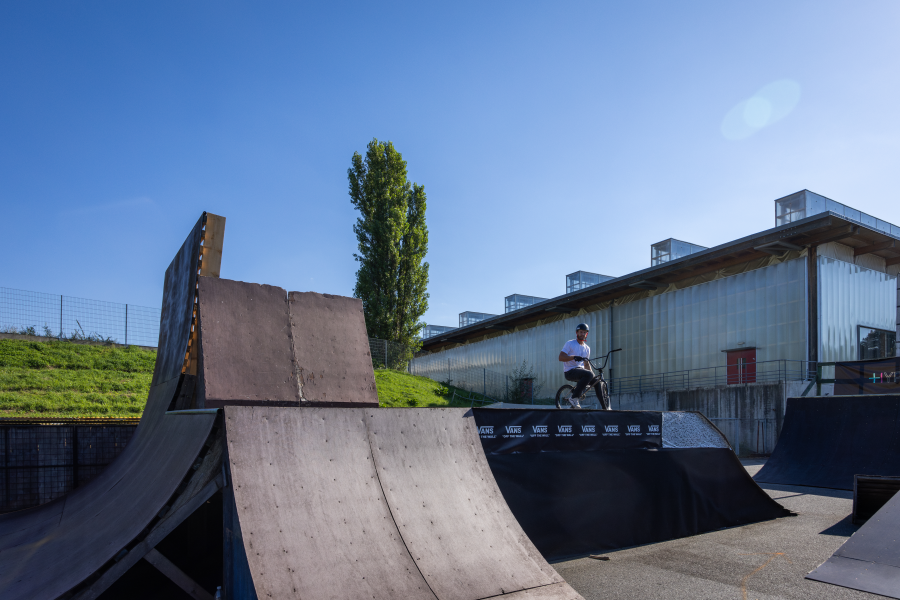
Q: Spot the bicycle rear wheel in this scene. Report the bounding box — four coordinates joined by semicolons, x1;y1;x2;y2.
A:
555;385;574;409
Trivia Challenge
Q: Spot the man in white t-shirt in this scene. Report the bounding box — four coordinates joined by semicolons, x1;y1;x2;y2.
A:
557;323;602;409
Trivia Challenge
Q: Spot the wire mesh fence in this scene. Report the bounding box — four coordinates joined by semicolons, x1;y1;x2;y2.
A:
368;337;417;371
0;420;138;513
0;287;160;347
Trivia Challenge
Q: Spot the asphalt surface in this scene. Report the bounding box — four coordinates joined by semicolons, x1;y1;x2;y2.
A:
554;459;881;600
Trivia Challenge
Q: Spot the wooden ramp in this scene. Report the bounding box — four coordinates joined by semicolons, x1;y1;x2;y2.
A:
224;406;582;600
0;214;225;600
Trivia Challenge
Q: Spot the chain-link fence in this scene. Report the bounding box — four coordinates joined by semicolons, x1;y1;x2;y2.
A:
0;287;160;347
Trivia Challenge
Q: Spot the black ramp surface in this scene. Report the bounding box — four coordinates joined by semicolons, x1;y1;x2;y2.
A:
153;213;204;386
226;407;581;600
808;484;900;597
755;396;900;490
486;448;790;560
224;406;436;600
366;408;574;600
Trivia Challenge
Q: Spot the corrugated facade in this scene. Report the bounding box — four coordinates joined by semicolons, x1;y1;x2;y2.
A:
412;240;898;394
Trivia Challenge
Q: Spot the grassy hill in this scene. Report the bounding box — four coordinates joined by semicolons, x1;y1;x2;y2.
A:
374;369;474;408
0;339;155;417
0;339;475;417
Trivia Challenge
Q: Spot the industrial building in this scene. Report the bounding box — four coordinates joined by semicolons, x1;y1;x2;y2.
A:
411;191;899;452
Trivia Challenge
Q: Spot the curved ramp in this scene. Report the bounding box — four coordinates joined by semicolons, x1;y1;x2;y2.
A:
754;396;900;490
808;488;900;597
225;406;581;600
0;214;224;600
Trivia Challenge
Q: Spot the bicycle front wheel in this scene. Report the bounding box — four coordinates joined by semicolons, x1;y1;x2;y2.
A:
555;385;574;409
598;380;610;410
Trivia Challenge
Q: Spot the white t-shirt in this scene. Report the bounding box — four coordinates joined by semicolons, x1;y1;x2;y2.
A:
561;339;590;372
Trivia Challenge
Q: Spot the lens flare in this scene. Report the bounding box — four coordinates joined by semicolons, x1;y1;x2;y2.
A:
721;79;801;140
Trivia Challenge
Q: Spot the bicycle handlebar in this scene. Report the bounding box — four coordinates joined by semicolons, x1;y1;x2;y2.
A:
576;348;622;369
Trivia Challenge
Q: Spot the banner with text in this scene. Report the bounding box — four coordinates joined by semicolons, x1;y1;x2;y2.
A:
472;408;662;454
834;357;900;395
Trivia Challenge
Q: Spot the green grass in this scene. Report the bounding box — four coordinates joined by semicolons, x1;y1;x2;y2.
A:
374;369;474;408
0;339;155;417
0;340;480;417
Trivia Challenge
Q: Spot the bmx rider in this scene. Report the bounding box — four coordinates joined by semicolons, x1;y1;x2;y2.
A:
558;323;604;409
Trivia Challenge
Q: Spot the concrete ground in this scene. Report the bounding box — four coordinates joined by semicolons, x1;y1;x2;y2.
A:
555;459;879;600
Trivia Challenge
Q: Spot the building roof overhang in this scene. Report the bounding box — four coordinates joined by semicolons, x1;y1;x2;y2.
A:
420;212;900;353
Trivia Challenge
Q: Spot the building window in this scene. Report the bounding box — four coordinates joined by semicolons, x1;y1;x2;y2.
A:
858;326;897;360
726;349;756;384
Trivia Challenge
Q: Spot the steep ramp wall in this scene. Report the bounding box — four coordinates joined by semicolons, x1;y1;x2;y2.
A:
224;406;581;600
754;395;900;490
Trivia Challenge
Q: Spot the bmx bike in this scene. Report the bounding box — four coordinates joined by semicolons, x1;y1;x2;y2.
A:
554;348;621;410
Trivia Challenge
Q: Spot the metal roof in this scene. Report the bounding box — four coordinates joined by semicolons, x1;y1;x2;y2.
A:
422;211;900;352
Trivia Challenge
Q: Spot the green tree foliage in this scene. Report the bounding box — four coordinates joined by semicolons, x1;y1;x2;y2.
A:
349;139;429;349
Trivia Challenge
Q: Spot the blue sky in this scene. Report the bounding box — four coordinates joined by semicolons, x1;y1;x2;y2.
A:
1;1;898;328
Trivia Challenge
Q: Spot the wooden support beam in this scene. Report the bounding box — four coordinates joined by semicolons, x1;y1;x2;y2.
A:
886;256;900;267
543;306;575;313
72;474;224;600
200;213;226;278
802;224;858;247
144;548;214;600
854;239;896;257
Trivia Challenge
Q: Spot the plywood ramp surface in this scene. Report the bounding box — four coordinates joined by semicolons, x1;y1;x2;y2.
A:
367;408;564;600
0;380;217;600
199;277;297;406
225;406;435;600
225;407;581;600
290;292;377;406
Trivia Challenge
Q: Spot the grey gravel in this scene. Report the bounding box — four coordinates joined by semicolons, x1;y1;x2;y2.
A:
662;412;730;449
554;459;879;599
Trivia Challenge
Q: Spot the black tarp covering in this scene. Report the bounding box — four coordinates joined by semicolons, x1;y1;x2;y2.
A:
835;357;900;395
472;409;790;560
754;396;900;491
485;449;790;560
808;486;900;597
474;408;662;453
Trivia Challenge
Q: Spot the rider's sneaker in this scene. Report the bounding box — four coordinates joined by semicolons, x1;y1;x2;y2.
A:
568;397;582;409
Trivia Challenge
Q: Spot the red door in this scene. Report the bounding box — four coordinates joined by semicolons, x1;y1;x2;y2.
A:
727;349;757;384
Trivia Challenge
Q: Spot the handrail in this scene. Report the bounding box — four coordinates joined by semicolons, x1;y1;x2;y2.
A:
607;359;816;395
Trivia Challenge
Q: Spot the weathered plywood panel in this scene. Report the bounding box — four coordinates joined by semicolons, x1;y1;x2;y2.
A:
199;277;297;407
153;214;204;387
365;408;568;600
289;292;377;406
225;406;435;600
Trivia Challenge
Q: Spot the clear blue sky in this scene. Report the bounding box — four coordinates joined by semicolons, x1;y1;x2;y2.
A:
2;2;898;328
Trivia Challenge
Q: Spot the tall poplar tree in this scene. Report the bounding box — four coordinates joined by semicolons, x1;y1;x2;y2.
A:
349;139;429;349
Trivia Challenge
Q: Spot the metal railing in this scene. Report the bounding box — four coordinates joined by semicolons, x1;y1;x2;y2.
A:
0;287;160;347
608;360;816;394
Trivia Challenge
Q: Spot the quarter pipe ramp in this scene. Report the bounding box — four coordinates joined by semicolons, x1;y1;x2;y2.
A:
754;395;900;490
808;485;900;597
0;213;226;600
224;406;582;600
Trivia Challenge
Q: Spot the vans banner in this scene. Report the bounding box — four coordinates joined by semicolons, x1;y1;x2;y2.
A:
472;408;662;454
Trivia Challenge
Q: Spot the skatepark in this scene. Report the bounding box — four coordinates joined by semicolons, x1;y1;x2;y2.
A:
2;213;900;599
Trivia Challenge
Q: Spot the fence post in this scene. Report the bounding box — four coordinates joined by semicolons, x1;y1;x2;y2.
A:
72;425;79;488
384;340;388;369
125;304;128;346
59;295;63;339
483;369;486;399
